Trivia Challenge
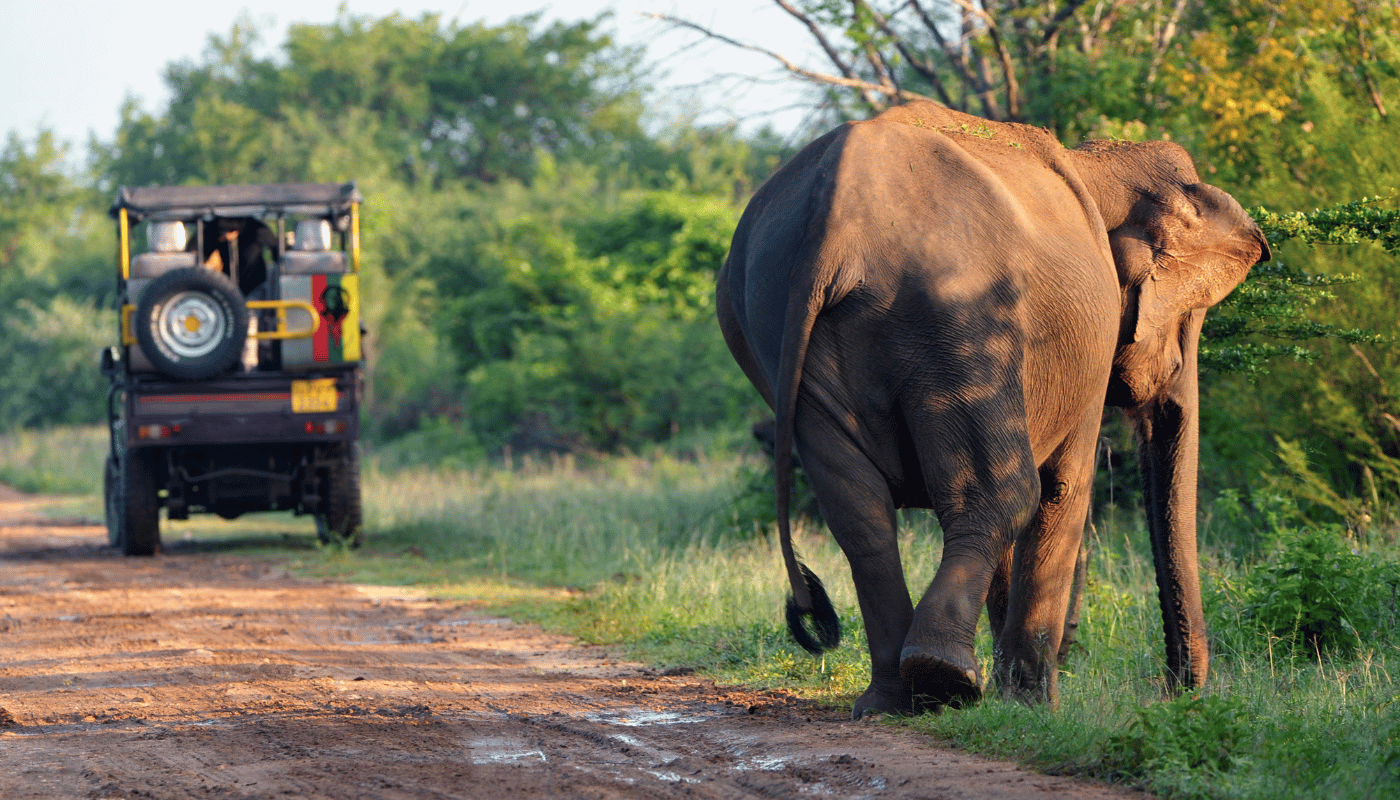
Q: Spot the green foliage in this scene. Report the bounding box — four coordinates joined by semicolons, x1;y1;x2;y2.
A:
1196;195;1400;541
1102;693;1252;784
1246;528;1399;655
1;131;74;267
1200;198;1396;376
1214;514;1400;656
427;183;755;452
727;456;822;535
97;11;650;188
0;297;112;429
1254;199;1400;252
0;132;114;433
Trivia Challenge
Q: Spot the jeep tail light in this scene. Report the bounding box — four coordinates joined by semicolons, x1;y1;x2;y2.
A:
138;424;180;439
304;420;346;434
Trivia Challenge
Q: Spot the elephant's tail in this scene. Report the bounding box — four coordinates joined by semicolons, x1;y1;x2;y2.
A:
774;270;840;655
786;564;840;654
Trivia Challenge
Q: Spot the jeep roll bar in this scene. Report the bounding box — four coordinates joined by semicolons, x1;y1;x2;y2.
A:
110;182;364;281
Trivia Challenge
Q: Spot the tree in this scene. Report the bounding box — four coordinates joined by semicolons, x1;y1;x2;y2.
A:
655;1;1196;138
656;1;1400;185
96;11;652;189
0;131;112;432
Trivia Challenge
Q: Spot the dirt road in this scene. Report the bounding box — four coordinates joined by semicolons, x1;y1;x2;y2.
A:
0;488;1141;799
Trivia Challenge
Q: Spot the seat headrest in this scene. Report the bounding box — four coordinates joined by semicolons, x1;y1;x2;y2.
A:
294;220;332;251
148;220;187;252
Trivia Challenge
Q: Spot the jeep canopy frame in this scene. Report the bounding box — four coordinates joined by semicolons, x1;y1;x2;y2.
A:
110;182;364;278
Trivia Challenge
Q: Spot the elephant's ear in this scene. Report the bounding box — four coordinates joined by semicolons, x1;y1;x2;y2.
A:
1131;183;1271;343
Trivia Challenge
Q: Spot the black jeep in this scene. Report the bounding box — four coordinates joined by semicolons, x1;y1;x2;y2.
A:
101;183;365;555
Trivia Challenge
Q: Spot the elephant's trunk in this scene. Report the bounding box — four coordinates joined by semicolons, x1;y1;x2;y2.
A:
1132;332;1209;690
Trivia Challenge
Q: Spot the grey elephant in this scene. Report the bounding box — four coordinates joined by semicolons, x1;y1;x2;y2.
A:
717;102;1269;717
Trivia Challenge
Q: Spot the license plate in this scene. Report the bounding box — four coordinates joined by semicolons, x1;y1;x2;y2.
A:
291;378;337;413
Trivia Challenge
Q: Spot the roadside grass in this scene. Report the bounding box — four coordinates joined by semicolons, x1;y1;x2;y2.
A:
0;425;106;496
5;425;1398;798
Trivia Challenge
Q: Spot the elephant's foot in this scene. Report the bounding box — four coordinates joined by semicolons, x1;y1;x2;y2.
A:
899;645;983;711
850;680;912;720
992;655;1056;706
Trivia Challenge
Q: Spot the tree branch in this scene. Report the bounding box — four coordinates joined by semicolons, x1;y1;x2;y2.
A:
1351;4;1390;118
851;1;898;99
647;13;938;113
948;0;1022;118
1043;0;1092;44
772;0;884;111
908;0;1003;118
863;0;956;108
1146;0;1190;88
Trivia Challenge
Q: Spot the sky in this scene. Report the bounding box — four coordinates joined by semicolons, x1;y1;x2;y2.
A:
1;0;821;163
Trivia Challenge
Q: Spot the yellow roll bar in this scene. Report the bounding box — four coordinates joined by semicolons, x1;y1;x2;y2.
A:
120;299;320;346
350;201;361;273
119;208;130;281
247;300;321;340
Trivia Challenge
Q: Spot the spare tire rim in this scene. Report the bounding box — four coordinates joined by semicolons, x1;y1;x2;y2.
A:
156;290;228;359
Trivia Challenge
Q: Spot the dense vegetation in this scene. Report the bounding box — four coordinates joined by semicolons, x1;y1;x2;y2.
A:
4;3;1400;798
1;11;788;449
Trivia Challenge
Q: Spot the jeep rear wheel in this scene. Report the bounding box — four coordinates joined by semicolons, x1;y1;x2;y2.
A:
135;267;248;380
104;455;122;548
121;449;162;556
316;444;363;548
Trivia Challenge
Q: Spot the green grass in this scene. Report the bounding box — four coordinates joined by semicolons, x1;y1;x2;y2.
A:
4;425;1398;798
0;425;107;495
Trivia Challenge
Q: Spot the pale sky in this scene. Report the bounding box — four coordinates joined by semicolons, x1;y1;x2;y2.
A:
1;0;821;162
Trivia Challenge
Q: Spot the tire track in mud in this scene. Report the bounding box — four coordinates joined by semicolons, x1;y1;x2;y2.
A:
0;492;1142;799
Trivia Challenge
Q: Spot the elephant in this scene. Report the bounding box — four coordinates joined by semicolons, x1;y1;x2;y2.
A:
716;102;1269;718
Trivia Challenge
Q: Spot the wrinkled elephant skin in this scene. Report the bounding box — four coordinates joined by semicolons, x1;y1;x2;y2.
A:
717;103;1269;718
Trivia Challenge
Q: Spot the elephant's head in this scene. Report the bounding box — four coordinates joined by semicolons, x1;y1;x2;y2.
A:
1069;139;1269;689
1071;140;1270;407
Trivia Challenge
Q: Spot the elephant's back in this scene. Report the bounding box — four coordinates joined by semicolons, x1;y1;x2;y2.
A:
816;109;1120;450
824;110;1114;317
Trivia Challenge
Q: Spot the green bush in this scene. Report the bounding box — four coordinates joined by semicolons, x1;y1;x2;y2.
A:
425;185;755;454
1205;491;1400;658
727;456;821;536
1241;525;1400;655
1101;693;1252;787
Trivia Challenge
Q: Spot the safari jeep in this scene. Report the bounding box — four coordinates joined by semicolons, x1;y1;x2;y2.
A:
101;183;365;555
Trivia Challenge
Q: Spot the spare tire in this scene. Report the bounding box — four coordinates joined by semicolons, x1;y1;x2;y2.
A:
135;267;248;380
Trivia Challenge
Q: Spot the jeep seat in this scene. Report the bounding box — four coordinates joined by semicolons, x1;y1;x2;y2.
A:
280;219;346;274
131;220;196;278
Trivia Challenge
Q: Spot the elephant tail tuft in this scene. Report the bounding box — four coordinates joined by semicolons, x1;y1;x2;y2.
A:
785;563;841;654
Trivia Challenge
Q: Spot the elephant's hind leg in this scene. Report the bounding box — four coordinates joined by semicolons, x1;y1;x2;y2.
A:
793;405;914;719
899;397;1042;711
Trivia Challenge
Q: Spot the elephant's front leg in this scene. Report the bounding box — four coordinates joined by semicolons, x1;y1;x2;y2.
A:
795;412;913;719
993;429;1099;706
